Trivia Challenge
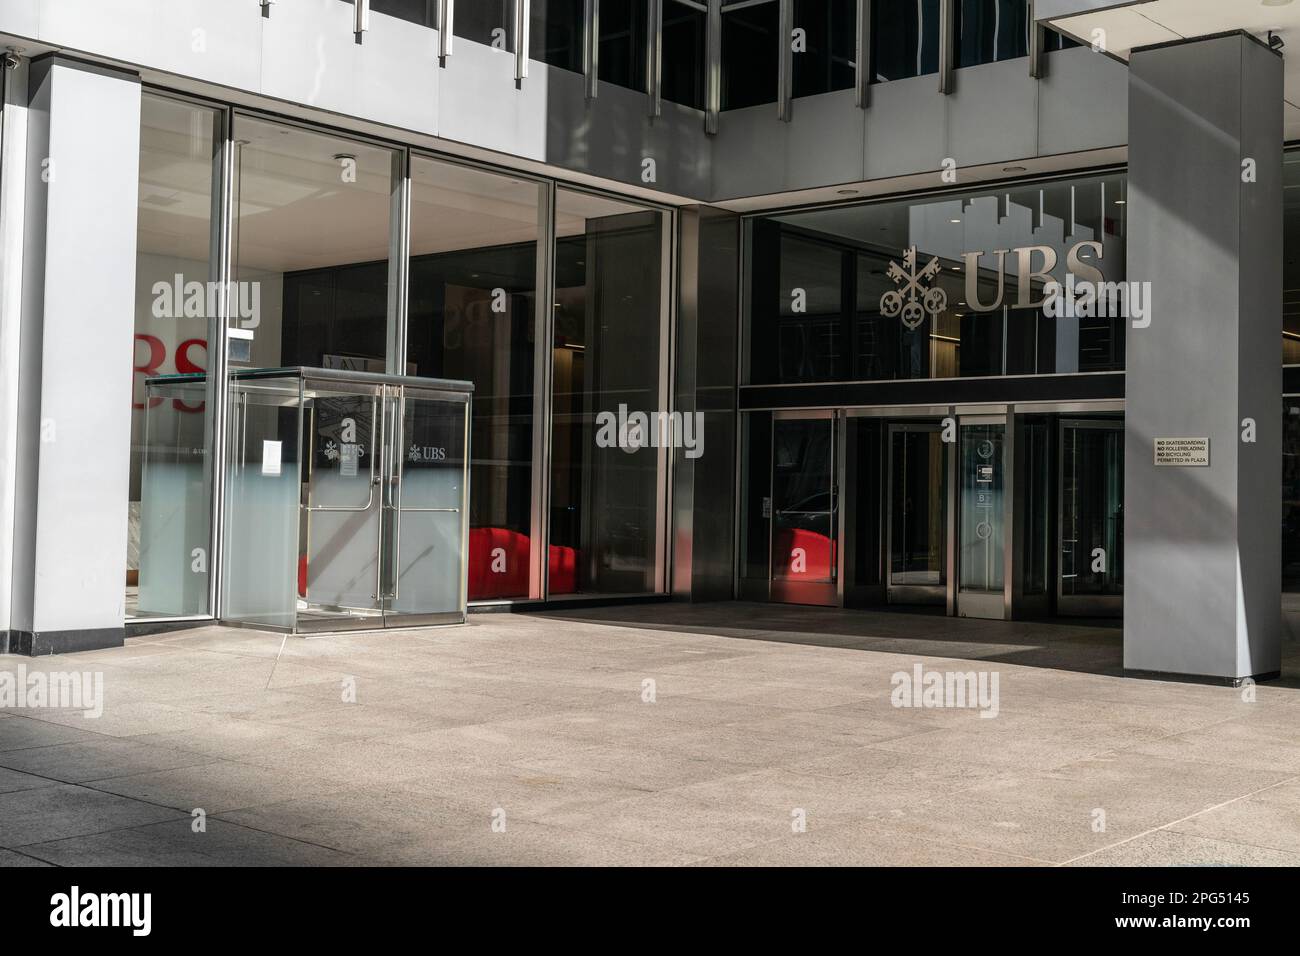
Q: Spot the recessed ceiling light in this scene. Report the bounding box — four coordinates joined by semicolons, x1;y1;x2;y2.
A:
1115;199;1127;205
950;218;961;224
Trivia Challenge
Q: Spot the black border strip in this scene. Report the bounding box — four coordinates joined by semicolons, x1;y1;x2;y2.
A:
739;372;1125;410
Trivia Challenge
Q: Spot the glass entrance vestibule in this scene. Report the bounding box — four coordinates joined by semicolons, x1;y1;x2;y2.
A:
740;406;1124;619
142;368;472;633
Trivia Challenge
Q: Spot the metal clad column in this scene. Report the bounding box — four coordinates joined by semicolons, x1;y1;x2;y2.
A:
777;0;793;121
1125;33;1283;681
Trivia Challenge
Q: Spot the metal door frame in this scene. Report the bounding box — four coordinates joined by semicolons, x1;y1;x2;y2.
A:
1057;417;1124;617
383;383;473;628
295;372;471;632
768;409;842;607
885;421;948;607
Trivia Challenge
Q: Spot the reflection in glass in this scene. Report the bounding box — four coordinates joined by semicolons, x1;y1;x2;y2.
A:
747;172;1128;385
532;0;585;72
600;0;650;92
406;156;542;600
722;0;779;109
771;419;836;586
454;1;515;48
793;0;856;98
367;0;433;27
1060;421;1123;598
664;0;707;109
890;428;947;588
129;94;221;620
959;424;1005;592
550;189;668;595
1284;401;1300;589
232;117;398;372
956;0;1030;69
872;0;941;82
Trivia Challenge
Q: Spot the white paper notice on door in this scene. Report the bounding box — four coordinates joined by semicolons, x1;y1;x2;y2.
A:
340;443;359;477
261;440;282;477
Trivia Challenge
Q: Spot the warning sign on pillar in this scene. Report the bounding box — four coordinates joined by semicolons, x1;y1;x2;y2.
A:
1153;437;1210;466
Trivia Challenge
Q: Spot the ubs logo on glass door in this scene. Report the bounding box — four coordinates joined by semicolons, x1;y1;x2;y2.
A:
879;246;947;331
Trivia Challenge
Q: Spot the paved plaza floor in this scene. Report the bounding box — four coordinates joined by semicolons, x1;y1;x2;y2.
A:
2;602;1299;866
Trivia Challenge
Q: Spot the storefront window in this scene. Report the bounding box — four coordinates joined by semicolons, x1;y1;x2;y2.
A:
872;0;941;82
793;0;856;99
722;0;779;110
129;94;222;620
746;172;1128;384
956;0;1030;69
406;157;543;601
550;189;669;596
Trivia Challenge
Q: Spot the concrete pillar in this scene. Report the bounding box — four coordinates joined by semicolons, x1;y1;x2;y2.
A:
1125;33;1282;681
0;56;30;643
7;56;141;655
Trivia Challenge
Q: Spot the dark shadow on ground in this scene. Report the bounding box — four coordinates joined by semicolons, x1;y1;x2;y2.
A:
528;600;1300;684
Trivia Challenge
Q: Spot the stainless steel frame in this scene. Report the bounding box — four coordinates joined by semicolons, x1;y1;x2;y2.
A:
855;0;871;108
1029;0;1045;79
938;0;955;94
514;0;530;84
584;0;600;99
438;0;454;62
777;0;794;121
705;0;722;133
648;0;664;117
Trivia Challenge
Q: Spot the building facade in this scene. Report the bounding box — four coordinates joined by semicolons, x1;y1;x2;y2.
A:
0;0;1290;682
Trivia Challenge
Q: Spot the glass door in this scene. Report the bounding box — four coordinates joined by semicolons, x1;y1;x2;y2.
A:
1059;419;1124;616
383;386;470;626
298;382;386;632
887;423;948;606
957;417;1008;619
770;412;839;606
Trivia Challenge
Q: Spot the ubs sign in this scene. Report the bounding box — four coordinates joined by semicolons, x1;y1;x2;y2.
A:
880;241;1106;324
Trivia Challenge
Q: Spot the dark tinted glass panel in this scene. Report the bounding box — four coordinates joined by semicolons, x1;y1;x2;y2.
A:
747;173;1128;384
600;0;650;92
1284;152;1300;362
369;0;433;27
872;0;940;82
664;0;707;109
550;190;667;596
455;0;514;48
722;0;779;110
792;0;855;98
956;0;1030;68
1284;400;1300;590
532;0;584;72
1044;28;1081;52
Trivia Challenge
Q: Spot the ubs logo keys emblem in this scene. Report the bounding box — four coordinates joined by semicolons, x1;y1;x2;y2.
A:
880;246;946;331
